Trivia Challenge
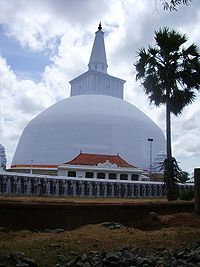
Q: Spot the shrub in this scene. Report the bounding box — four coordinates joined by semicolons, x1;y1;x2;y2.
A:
178;188;194;201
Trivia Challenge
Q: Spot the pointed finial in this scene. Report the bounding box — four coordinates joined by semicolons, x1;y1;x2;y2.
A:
98;22;102;31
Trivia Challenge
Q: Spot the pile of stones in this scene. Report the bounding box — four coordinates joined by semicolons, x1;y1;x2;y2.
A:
1;242;200;266
60;243;200;267
0;252;38;267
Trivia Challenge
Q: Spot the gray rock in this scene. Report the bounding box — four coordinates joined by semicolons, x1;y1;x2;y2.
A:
176;259;187;265
104;252;120;261
136;256;146;265
10;252;25;260
62;242;200;267
102;222;123;230
187;264;198;267
16;263;29;267
81;254;88;261
70;251;79;256
82;262;92;267
23;258;38;267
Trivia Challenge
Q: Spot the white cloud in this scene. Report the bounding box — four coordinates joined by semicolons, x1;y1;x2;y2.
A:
0;55;55;166
0;0;110;51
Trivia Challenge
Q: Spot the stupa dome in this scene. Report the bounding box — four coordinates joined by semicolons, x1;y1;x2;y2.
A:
12;24;165;170
12;94;165;169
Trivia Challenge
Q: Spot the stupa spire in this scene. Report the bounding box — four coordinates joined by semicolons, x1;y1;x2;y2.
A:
98;22;102;31
70;23;125;99
88;22;108;73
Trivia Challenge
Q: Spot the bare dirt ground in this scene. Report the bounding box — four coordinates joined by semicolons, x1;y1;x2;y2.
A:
0;196;200;266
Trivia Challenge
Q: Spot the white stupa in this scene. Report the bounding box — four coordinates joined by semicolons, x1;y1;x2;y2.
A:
11;23;165;170
0;144;7;171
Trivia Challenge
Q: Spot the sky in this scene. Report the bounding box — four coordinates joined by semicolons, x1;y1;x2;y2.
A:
0;0;200;175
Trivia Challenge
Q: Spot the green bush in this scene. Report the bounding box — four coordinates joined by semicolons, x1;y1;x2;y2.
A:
178;188;194;200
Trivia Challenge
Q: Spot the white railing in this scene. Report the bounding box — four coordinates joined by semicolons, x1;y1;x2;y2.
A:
0;172;194;198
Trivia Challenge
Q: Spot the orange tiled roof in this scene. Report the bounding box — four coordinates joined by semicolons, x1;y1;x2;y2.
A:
64;153;135;168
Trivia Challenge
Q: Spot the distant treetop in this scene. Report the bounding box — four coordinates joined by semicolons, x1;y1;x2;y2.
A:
161;0;192;11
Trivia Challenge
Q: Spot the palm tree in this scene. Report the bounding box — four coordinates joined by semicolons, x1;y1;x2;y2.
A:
135;27;200;200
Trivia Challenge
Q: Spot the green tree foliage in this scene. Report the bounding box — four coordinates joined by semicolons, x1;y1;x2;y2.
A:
135;27;200;200
178;188;194;200
177;171;190;183
161;0;192;11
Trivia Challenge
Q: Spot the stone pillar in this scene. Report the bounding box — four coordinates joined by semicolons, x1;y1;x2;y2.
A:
96;182;100;197
46;180;51;196
89;182;93;196
128;173;131;181
93;172;97;179
63;180;67;196
17;178;21;195
6;177;11;194
111;183;114;197
138;184;141;198
55;180;60;196
37;179;41;196
27;179;32;195
71;181;74;196
79;181;83;197
14;177;18;194
143;185;146;198
194;168;200;214
2;176;6;194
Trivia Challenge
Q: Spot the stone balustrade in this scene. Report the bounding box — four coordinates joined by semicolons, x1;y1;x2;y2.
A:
0;173;193;198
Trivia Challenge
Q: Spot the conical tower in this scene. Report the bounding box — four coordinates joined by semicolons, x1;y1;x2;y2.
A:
88;22;108;73
70;23;125;99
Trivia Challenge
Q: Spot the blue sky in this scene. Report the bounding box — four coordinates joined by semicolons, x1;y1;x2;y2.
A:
0;25;50;80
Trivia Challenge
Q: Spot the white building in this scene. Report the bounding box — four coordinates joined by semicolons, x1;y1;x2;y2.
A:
58;152;146;181
11;23;165;172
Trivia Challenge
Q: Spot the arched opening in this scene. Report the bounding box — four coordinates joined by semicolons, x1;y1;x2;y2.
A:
97;173;105;179
109;173;117;179
120;174;128;180
68;171;76;177
131;174;139;181
85;172;94;178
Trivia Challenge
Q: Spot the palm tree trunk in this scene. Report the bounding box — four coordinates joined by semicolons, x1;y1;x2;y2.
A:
166;100;172;159
165;99;177;201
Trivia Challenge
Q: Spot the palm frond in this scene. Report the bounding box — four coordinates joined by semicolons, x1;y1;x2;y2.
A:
183;44;199;57
155;27;187;53
170;89;195;115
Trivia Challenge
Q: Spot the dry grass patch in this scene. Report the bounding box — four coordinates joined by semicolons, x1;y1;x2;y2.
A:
0;195;169;204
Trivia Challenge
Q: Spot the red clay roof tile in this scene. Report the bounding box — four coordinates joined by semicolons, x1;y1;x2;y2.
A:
64;153;135;168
